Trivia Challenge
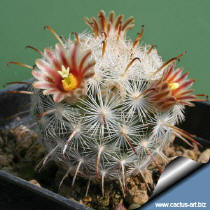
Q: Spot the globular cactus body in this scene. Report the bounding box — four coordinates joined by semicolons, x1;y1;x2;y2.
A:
11;11;205;193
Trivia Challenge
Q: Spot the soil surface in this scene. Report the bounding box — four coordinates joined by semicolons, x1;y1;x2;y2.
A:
0;126;209;210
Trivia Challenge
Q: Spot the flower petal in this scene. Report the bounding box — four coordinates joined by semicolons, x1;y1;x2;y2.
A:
53;92;65;103
32;70;48;81
56;44;69;68
35;59;61;84
44;48;61;70
33;81;54;89
43;88;59;95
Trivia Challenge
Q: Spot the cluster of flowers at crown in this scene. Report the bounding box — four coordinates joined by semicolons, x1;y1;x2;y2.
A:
31;12;201;110
9;10;206;195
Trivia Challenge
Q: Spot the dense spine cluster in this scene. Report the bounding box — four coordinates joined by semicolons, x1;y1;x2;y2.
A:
9;10;205;194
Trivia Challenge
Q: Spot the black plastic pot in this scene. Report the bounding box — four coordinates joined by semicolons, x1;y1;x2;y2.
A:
0;82;209;210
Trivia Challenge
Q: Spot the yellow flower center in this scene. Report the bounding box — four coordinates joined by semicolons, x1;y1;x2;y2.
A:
58;66;79;91
168;82;179;90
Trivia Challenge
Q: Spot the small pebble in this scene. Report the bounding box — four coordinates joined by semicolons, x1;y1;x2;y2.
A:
176;151;182;156
198;149;210;163
186;150;195;160
132;190;148;205
83;196;92;202
164;147;175;157
29;179;41;187
128;203;141;210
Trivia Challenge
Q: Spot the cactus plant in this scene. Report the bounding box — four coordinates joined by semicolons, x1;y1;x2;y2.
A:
9;10;205;195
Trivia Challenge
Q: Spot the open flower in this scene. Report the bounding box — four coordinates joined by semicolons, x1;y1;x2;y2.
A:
147;63;203;111
32;42;95;103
